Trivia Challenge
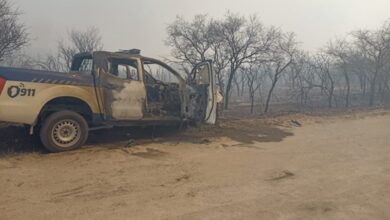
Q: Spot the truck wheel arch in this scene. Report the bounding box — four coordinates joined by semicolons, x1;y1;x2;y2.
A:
38;96;94;123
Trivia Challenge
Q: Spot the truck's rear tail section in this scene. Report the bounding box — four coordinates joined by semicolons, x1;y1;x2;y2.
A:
0;75;6;96
0;66;98;125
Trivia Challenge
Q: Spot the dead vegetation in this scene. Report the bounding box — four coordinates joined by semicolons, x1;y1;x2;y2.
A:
1;106;388;157
1;108;390;219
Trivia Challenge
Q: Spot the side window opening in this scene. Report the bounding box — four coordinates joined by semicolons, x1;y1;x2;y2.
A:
195;65;211;84
79;59;93;73
189;63;211;85
108;58;139;80
71;55;93;74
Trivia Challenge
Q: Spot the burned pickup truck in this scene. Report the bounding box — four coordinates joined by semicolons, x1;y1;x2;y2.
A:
0;50;219;152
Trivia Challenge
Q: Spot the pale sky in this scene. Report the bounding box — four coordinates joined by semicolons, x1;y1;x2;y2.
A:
13;0;390;58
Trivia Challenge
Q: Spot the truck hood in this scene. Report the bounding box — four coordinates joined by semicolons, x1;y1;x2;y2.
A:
0;67;94;86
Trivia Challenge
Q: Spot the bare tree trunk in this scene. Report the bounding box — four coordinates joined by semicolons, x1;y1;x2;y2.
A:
250;94;255;114
369;81;376;106
224;65;235;110
304;90;309;105
241;77;246;97
358;74;367;97
343;70;351;107
234;78;241;97
369;74;378;106
328;72;335;108
299;87;304;106
264;78;278;113
328;85;334;108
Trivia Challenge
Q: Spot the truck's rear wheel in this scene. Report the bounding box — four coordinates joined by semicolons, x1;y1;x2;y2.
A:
40;111;88;152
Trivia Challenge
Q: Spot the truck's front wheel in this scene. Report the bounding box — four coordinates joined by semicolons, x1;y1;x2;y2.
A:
40;111;88;152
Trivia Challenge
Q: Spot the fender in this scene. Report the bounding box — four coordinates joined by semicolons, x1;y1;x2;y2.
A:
34;84;101;122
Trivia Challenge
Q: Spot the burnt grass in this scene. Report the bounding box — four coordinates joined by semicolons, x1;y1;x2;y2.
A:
0;117;293;155
88;118;293;146
0;124;44;155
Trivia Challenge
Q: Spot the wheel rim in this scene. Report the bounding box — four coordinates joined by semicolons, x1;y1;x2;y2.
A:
51;119;81;148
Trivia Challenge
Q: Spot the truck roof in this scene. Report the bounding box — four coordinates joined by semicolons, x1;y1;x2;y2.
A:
73;50;153;60
72;50;184;80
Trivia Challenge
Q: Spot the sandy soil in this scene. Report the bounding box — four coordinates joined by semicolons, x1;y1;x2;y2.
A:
1;109;390;220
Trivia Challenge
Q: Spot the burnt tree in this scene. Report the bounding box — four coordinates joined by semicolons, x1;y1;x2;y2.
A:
0;0;28;60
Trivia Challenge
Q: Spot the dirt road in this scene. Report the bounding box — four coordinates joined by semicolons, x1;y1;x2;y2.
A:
1;110;390;220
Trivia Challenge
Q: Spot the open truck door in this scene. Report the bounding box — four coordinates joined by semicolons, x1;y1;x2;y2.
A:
189;61;218;124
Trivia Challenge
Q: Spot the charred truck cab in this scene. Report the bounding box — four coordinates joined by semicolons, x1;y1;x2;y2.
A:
0;50;219;152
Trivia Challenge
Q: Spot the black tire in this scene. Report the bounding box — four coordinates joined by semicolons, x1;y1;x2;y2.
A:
40;110;88;152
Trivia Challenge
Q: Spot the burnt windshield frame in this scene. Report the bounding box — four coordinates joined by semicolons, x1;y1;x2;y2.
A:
142;58;185;83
